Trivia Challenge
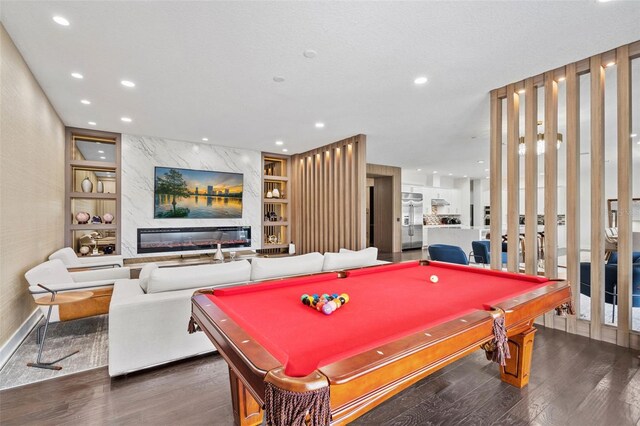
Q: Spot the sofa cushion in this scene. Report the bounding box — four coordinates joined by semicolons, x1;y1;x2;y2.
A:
323;247;379;271
25;259;74;289
48;247;82;267
146;260;251;294
138;263;159;293
250;253;324;281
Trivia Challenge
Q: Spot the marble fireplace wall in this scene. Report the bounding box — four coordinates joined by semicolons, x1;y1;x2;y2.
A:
121;134;262;258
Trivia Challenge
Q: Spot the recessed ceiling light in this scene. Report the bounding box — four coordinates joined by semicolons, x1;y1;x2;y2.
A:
273;76;285;83
81;99;91;105
484;168;489;172
303;50;317;59
448;173;453;176
417;168;422;171
121;80;135;88
71;72;83;79
275;140;284;146
88;121;96;126
518;89;526;94
631;133;637;138
485;176;490;179
558;77;566;82
98;150;104;154
315;122;325;128
53;16;70;26
463;175;468;178
414;76;428;85
282;148;289;152
477;160;485;164
100;156;106;160
606;61;616;67
202;137;208;141
121;117;132;122
433;171;438;174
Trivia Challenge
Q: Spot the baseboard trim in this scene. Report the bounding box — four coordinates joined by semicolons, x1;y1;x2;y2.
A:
0;309;43;370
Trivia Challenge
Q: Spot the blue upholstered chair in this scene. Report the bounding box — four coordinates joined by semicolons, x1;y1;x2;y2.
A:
470;240;508;266
579;261;640;322
607;251;640;265
428;244;469;265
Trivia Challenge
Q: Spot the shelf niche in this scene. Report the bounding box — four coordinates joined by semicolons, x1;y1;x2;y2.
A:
65;128;122;256
260;154;290;255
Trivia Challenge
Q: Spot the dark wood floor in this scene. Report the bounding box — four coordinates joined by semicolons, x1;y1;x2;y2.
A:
1;326;638;425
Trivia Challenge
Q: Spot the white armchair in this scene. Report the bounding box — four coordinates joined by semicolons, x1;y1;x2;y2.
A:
49;247;124;269
25;259;130;323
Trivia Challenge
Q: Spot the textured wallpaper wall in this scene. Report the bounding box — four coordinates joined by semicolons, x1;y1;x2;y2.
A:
0;24;65;346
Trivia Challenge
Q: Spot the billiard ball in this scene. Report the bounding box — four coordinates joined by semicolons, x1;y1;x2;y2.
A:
430;275;439;283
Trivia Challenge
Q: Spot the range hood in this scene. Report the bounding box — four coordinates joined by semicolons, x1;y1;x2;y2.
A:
431;198;450;206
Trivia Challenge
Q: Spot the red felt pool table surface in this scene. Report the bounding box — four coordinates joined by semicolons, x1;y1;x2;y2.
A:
207;261;550;377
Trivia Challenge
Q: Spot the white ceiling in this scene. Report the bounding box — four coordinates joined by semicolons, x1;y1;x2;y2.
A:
2;1;639;178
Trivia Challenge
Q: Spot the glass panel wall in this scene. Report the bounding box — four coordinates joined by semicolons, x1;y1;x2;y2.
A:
603;63;618;326
631;57;640;331
579;72;592;321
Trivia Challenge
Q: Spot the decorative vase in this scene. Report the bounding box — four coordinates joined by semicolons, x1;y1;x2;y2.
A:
81;177;93;193
97;181;104;193
79;246;90;255
266;191;273;199
214;243;224;263
103;213;114;224
103;245;114;255
272;188;280;198
75;211;90;224
91;215;102;224
289;241;296;255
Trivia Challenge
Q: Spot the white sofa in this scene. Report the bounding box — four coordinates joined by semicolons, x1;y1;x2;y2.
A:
108;248;385;376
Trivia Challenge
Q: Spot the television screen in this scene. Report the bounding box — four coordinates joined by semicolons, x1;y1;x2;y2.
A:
154;167;243;219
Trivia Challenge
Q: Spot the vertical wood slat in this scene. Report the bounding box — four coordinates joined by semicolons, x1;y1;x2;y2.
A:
291;135;366;253
566;62;581;333
544;72;559;280
356;141;367;249
490;91;503;270
590;54;605;340
506;84;520;273
544;72;559;327
524;78;538;275
616;45;631;347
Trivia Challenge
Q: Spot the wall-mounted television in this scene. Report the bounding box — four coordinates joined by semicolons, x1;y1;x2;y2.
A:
154;167;243;219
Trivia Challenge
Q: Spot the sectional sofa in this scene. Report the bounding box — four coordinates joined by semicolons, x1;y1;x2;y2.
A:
108;248;385;376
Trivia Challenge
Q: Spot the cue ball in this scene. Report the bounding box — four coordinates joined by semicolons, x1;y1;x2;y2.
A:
430;275;439;283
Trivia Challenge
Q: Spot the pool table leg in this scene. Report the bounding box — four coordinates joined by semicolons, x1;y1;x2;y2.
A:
499;327;537;388
228;367;263;426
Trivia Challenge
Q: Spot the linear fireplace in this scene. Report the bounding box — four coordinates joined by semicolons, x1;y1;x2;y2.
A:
137;226;251;254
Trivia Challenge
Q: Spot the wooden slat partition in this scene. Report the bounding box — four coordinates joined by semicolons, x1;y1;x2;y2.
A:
616;45;631;347
524;78;538;275
291;135;366;253
489;91;503;270
589;54;605;340
506;85;520;273
490;40;639;349
565;62;580;333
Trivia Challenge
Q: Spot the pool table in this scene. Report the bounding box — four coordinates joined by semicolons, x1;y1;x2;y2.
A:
190;260;571;426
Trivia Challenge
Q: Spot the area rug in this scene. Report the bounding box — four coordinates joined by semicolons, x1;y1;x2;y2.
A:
0;315;108;391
